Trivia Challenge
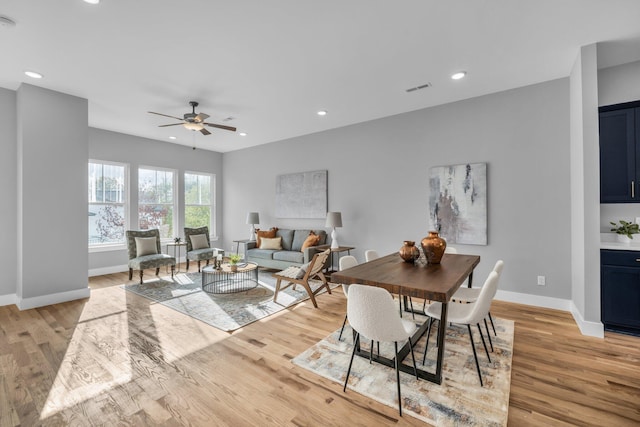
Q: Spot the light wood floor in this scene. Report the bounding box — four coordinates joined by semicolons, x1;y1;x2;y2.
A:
0;266;639;426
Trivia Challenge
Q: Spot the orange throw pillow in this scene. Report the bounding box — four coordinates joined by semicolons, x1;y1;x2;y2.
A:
256;227;278;247
301;231;321;252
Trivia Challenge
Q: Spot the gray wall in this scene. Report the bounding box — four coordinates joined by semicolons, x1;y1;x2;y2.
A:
0;88;17;299
223;78;572;300
88;128;224;272
17;84;88;300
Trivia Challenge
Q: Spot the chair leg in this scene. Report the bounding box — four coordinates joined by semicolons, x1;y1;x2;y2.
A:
139;270;144;285
300;282;319;308
129;268;133;280
477;323;491;362
467;324;483;386
338;314;348;341
408;337;418;380
422;317;435;365
488;312;497;336
171;265;175;279
484;318;494;352
155;267;160;276
394;341;402;416
408;297;415;320
197;260;201;273
369;340;374;364
186;259;190;271
344;332;360;392
273;278;282;303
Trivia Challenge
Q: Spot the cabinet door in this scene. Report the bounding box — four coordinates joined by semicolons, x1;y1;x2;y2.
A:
601;264;640;329
599;108;636;203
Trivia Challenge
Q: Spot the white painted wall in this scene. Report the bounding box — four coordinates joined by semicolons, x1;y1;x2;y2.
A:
0;88;17;303
88;128;224;274
223;79;572;301
16;84;89;308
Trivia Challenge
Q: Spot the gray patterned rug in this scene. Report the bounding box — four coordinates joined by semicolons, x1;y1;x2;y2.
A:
123;270;335;332
293;313;513;426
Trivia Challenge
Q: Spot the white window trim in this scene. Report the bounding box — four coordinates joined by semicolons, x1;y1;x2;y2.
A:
184;170;217;239
89;159;130;251
138;165;179;243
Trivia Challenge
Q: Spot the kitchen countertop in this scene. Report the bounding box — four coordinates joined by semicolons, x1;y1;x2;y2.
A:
601;232;640;251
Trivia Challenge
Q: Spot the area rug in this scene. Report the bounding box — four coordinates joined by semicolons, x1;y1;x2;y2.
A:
123;270;335;332
292;313;513;426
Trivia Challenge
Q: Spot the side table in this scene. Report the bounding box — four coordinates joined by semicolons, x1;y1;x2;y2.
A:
316;245;355;276
166;242;187;273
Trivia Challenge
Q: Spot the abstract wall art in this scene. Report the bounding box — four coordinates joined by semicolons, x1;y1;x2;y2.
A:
429;163;487;245
276;170;328;218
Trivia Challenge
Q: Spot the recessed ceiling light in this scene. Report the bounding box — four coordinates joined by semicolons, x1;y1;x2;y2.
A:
239;132;247;136
24;70;43;79
317;110;327;116
451;71;467;80
168;136;177;140
83;0;100;4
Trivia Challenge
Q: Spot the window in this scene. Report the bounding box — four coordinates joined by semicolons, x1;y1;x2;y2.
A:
185;172;214;232
88;161;128;247
138;167;177;239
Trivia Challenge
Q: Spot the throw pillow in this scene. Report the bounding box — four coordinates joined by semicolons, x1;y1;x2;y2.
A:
190;234;209;250
256;227;278;247
135;237;158;257
260;236;283;250
295;261;312;279
301;231;321;252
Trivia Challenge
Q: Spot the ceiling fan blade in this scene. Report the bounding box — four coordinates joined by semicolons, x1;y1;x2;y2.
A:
194;113;209;122
148;111;184;121
158;123;184;127
200;128;211;135
204;122;237;132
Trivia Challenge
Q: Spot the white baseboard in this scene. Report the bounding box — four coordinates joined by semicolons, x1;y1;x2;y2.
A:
494;289;572;311
17;287;91;310
569;301;604;338
89;264;129;277
0;293;17;307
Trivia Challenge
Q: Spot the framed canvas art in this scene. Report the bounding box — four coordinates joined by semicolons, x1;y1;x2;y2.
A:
276;170;328;218
429;163;487;245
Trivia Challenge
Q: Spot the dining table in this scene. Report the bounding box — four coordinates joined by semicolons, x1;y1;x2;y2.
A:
331;252;481;384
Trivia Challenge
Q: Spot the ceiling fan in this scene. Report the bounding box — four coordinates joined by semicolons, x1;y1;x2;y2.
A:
148;101;236;135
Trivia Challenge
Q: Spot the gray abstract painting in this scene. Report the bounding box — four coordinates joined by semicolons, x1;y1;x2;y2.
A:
276;170;327;218
429;163;487;245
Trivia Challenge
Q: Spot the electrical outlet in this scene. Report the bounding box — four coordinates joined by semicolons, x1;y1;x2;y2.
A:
537;276;546;286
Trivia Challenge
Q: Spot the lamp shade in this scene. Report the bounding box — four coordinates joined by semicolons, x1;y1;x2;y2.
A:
325;212;342;228
246;212;260;225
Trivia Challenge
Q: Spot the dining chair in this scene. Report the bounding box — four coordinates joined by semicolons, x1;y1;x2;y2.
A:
338;255;358;341
421;245;461;312
421;271;500;386
452;260;504;341
343;284;419;416
272;249;332;308
367;248;416;318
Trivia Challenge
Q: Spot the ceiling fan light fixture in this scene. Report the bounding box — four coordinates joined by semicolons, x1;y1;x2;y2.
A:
24;70;43;79
317;110;327;116
239;132;247;136
451;71;467;80
183;122;204;131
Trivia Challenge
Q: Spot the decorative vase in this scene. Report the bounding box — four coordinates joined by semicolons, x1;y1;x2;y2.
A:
230;264;238;272
421;231;447;264
616;234;632;245
399;240;420;263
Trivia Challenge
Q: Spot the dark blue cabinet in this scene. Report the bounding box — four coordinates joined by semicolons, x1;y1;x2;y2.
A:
599;108;637;202
601;250;640;336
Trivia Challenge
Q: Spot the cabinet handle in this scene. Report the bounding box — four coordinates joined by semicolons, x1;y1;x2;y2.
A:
633;181;636;198
636;259;640;262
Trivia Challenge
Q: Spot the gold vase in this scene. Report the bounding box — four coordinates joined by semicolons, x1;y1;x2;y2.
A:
399;240;420;263
421;231;446;264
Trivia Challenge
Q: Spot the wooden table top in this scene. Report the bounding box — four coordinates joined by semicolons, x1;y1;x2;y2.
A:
331;252;481;302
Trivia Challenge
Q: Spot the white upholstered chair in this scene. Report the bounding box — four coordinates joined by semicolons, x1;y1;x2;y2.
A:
364;249;379;262
337;255;358;341
422;270;500;386
343;284;419;416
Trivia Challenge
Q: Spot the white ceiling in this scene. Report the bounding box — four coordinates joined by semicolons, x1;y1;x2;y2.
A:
2;1;640;153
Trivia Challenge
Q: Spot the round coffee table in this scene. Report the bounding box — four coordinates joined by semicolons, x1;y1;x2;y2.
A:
201;262;259;294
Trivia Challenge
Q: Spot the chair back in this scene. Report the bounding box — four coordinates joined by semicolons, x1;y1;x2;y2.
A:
347;284;413;343
305;249;330;278
364;250;379;262
126;229;161;260
445;246;458;254
465;271;499;324
339;255;358;297
184;226;210;252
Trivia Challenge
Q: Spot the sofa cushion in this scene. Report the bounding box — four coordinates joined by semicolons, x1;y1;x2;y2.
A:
189;234;209;250
301;231;321;252
260;236;283;250
135;237;158;257
276;228;295;251
292;230;314;251
273;250;304;264
313;229;328;245
256;227;278;247
246;248;277;260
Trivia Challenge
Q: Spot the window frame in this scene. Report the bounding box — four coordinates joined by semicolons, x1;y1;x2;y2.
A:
184;171;216;238
137;165;179;242
88;159;130;252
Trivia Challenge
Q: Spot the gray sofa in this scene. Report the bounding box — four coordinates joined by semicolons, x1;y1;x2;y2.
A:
245;228;330;270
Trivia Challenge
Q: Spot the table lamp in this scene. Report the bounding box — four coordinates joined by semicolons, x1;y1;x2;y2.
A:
246;212;260;241
325;212;342;249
